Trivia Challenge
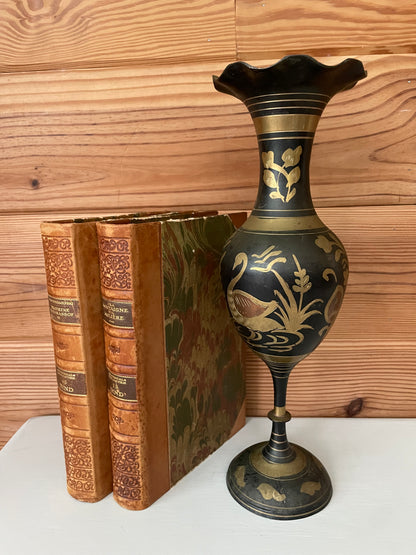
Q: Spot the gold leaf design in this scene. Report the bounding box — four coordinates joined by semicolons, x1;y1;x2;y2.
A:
270;190;285;200
315;234;343;262
261;145;302;202
257;483;286;502
315;235;333;253
262;150;275;169
292;257;312;294
286;188;297;202
234;466;246;488
282;145;302;167
300;481;321;496
287;166;301;186
316;232;349;284
323;268;337;282
318;325;329;337
263;169;278;189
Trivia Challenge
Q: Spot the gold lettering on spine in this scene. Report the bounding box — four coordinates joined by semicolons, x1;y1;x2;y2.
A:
108;369;137;402
48;295;80;325
56;367;87;397
102;297;133;329
253;114;320;134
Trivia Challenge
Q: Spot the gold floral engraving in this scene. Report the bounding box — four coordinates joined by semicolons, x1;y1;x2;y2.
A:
234;466;246;488
227;246;323;352
315;232;348;336
315;232;348;284
262;146;302;202
257;483;286;502
300;481;321;496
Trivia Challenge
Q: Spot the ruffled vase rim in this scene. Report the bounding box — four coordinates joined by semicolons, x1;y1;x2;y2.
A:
213;54;367;102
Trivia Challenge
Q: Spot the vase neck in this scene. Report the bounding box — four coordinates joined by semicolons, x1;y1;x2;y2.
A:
246;92;327;217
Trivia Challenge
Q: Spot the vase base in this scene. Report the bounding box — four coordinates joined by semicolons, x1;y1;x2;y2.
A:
226;441;332;520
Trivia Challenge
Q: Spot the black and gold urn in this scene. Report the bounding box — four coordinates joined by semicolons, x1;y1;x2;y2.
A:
213;55;366;519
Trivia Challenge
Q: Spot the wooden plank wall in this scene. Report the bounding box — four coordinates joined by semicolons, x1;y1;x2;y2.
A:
1;0;415;448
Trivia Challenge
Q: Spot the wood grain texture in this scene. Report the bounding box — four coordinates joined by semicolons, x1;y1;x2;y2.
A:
0;211;122;341
236;0;416;60
0;341;58;449
1;205;415;447
0;0;236;72
246;341;416;418
1;205;415;339
1;55;415;214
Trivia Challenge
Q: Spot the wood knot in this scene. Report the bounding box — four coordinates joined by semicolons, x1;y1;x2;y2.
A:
346;397;364;417
31;178;40;189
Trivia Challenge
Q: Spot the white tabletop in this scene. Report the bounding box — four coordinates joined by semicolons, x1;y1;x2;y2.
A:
0;415;414;555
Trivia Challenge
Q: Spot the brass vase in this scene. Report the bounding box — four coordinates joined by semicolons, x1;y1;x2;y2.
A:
213;55;366;520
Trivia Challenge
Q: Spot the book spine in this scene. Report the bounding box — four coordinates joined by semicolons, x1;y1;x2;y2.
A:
97;221;170;510
96;223;144;509
41;222;112;502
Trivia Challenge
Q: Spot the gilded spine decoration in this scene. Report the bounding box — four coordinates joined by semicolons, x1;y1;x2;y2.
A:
41;226;96;498
97;222;142;509
111;437;141;501
98;237;131;290
63;433;95;493
40;221;112;503
42;235;76;288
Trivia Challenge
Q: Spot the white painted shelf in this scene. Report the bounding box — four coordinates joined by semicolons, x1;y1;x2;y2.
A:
0;416;414;555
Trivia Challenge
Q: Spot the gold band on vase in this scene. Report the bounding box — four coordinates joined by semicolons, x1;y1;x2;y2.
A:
242;214;326;233
253;114;320;135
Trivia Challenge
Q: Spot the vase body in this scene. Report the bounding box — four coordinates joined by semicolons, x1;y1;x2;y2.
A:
214;55;366;519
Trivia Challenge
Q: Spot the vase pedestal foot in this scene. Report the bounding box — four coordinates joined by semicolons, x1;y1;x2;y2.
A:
226;441;332;520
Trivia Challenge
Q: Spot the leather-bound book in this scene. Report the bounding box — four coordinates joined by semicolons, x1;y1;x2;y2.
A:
97;212;246;510
41;219;112;502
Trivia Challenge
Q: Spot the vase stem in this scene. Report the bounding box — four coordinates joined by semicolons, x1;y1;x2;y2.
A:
263;421;295;464
269;363;292;406
262;366;296;463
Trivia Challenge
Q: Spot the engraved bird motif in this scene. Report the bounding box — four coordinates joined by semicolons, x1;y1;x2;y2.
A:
227;252;282;332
